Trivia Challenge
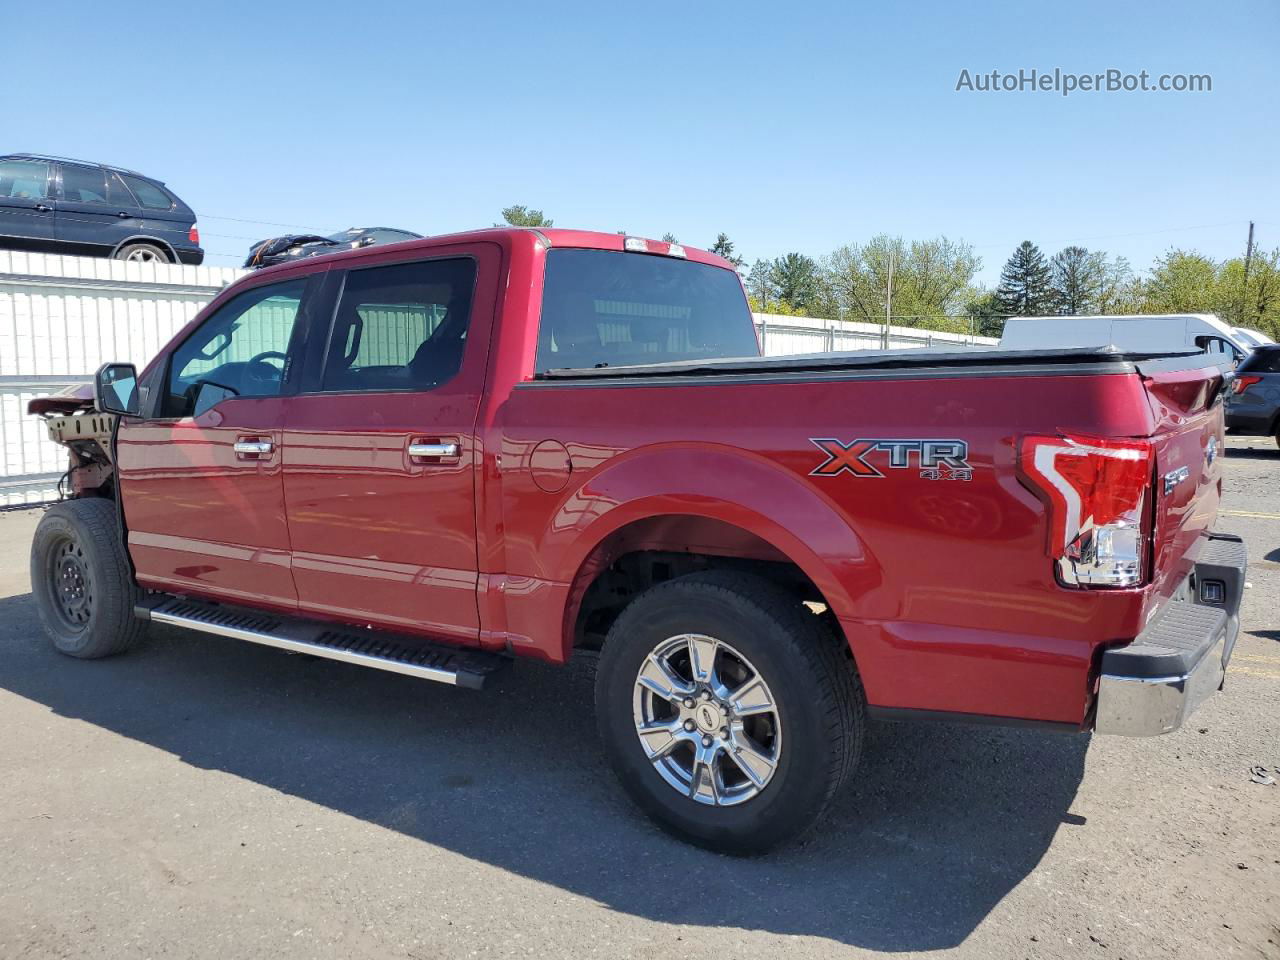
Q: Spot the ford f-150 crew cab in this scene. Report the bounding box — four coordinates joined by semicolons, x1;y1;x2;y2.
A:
28;228;1246;853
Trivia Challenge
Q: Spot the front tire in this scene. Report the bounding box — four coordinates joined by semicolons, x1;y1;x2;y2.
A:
30;498;145;658
595;571;865;854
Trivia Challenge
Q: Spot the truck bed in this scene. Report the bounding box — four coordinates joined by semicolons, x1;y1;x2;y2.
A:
535;345;1219;381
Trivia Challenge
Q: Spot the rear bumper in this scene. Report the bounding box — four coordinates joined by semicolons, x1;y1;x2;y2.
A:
1094;531;1246;737
175;247;205;266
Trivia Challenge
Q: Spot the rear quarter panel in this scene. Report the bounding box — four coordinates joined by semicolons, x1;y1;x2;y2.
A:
496;368;1166;726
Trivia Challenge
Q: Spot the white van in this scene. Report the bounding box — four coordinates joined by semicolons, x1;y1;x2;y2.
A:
999;313;1252;363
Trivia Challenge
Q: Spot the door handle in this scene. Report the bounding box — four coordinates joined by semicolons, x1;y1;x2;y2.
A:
408;441;459;459
234;438;274;458
34;203;52;212
117;211;131;218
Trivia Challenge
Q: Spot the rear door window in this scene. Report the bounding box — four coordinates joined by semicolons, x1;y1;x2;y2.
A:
535;249;758;372
60;165;109;203
320;258;476;392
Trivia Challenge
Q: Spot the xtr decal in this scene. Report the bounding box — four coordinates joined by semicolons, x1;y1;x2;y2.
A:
809;438;973;481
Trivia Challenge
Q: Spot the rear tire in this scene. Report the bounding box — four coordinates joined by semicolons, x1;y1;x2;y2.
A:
595;570;865;854
30;498;145;659
114;242;170;264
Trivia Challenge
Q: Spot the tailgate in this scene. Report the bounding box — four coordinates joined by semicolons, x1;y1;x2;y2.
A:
1139;359;1230;606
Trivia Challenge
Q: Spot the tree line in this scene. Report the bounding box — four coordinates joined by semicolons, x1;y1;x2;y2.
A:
499;206;1280;340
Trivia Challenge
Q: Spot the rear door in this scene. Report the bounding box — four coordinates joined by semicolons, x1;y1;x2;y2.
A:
281;244;499;643
118;273;323;610
0;158;55;242
54;163;140;253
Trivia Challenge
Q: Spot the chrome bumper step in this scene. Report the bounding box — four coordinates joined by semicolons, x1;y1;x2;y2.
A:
136;596;508;690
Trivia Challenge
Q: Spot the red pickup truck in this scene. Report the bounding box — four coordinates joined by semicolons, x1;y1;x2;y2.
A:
28;228;1245;853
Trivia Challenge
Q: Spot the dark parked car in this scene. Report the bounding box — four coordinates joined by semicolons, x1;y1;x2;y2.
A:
1226;344;1280;447
244;226;421;268
0;154;203;265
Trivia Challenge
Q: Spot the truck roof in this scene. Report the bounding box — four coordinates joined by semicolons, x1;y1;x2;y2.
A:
247;227;739;276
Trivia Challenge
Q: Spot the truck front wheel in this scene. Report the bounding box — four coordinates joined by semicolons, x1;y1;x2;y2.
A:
595;570;865;854
30;498;145;659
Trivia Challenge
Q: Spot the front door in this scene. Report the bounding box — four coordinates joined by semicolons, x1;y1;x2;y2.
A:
282;249;496;644
117;274;319;611
0;158;55;243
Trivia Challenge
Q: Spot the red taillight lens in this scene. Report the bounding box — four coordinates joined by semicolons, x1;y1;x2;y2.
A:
188;225;200;246
1019;433;1153;588
1233;375;1261;395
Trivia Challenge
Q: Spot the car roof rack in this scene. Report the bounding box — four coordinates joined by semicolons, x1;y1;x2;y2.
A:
6;153;145;176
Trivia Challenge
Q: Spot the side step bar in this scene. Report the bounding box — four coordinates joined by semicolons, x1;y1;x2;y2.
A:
136;596;508;690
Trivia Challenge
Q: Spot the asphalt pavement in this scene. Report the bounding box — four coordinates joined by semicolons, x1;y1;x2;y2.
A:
1;437;1277;959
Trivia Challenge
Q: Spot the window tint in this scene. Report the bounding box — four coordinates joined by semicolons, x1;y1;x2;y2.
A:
0;159;50;199
121;175;173;210
106;172;136;207
61;165;109;203
164;279;306;417
321;258;475;392
1240;348;1280;373
535;249;758;372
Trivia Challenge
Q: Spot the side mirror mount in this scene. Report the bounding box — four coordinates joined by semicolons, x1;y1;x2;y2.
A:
94;362;139;416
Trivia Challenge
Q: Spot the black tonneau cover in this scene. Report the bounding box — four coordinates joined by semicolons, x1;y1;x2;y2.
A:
535;345;1217;381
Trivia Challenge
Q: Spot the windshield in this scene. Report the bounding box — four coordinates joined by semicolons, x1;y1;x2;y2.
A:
535;249;759;372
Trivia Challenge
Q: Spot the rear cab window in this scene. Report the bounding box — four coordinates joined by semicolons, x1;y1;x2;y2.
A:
535;249;759;372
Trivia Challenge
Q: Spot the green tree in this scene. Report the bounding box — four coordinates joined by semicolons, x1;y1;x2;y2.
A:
660;233;678;244
964;291;1006;337
996;241;1056;315
1050;246;1107;315
1217;249;1280;337
498;205;553;228
769;253;819;314
822;234;979;331
1140;250;1219;314
1097;257;1141;313
709;233;745;268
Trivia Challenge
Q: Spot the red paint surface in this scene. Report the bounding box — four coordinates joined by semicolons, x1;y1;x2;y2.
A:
114;228;1228;727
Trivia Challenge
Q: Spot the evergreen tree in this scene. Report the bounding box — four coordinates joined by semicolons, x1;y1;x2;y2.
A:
710;233;745;268
498;205;553;227
996;241;1056;315
1050;245;1106;315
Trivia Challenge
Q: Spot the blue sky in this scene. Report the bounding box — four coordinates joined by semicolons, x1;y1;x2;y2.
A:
8;0;1277;284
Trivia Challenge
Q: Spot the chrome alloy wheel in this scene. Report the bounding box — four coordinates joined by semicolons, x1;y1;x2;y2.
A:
632;634;782;806
124;247;161;263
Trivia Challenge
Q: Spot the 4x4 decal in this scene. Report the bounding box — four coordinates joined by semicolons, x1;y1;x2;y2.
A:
809;438;973;481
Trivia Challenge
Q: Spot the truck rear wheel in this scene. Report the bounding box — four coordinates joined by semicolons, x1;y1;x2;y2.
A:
30;498;145;659
595;570;864;854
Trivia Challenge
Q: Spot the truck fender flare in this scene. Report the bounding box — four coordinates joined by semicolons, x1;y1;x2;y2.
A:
549;444;881;649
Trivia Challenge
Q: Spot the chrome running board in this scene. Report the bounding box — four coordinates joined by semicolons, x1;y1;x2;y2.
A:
137;596;507;690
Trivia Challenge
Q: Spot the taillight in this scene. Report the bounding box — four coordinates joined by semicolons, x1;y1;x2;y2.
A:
1019;433;1154;588
188;225;200;246
1232;375;1261;395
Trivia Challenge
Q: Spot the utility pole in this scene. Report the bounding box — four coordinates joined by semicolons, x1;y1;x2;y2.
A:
882;251;894;350
1241;221;1256;325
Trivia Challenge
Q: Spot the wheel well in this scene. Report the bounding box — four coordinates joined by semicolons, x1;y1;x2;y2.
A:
111;237;177;261
567;515;838;653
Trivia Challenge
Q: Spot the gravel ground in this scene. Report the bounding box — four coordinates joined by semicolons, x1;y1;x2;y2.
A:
0;437;1276;960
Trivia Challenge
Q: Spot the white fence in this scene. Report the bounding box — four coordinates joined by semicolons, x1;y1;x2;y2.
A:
0;251;246;506
1;252;997;507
